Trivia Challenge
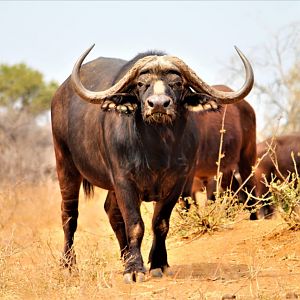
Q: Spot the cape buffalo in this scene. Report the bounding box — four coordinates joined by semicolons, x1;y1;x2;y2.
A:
256;133;300;217
182;88;257;218
51;44;253;282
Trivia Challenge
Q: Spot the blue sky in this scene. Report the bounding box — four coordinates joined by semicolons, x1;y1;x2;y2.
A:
0;1;299;83
0;1;299;132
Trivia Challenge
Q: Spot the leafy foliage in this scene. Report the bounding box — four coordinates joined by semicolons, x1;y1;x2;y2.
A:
0;63;58;115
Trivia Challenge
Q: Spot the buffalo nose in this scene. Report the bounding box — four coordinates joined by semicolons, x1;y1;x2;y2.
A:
147;95;172;109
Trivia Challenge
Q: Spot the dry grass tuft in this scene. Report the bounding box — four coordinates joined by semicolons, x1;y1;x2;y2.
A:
170;192;247;239
267;171;300;229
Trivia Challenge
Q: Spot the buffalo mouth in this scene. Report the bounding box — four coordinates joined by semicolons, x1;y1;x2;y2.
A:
144;112;175;124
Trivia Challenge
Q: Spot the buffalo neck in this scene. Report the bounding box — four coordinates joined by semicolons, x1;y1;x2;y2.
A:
134;112;189;172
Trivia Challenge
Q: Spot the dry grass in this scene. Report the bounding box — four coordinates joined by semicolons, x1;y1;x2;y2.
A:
0;182;121;299
1;181;300;299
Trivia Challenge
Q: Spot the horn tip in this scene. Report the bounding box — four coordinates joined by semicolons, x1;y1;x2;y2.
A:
234;45;241;53
81;44;96;58
233;46;246;60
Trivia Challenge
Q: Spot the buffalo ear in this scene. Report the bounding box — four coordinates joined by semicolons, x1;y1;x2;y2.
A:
184;92;219;112
101;94;138;114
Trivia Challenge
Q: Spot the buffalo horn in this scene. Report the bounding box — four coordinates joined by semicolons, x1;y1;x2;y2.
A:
71;44;158;104
168;46;254;104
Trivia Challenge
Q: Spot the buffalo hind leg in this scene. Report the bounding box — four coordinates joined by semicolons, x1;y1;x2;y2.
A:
60;175;81;268
104;191;128;259
180;175;196;210
220;170;241;198
53;139;82;269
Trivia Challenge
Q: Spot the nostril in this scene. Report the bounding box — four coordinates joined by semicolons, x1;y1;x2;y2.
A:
147;100;154;108
163;100;170;108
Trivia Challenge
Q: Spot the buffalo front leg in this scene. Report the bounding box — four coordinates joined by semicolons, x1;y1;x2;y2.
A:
114;183;146;283
148;198;177;278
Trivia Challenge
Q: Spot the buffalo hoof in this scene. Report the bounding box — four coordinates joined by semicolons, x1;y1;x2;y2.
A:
60;252;76;270
150;266;173;278
162;266;174;276
250;212;258;220
123;272;145;284
222;294;236;300
150;268;163;278
61;265;79;278
136;272;146;282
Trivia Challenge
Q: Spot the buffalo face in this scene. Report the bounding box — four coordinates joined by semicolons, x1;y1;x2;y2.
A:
71;44;254;122
135;70;185;124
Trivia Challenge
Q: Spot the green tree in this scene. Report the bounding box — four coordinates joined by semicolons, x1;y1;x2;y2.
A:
0;63;58;115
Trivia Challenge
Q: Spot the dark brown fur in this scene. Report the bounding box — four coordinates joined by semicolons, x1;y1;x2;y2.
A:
51;53;254;280
52;54;199;279
182;86;258;219
255;133;300;217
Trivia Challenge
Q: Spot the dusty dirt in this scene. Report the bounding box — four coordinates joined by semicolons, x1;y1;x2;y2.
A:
1;184;300;299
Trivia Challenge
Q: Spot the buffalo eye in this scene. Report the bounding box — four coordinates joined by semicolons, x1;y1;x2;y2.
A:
137;82;150;90
169;81;183;88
